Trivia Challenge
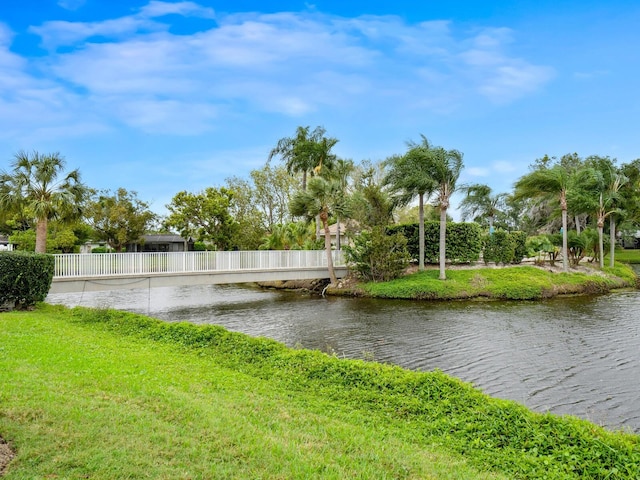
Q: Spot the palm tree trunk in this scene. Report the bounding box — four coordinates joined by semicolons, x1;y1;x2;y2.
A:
561;208;568;272
418;193;425;271
336;216;341;250
575;215;581;234
439;206;447;280
598;223;604;269
609;217;616;268
35;218;48;253
322;213;337;285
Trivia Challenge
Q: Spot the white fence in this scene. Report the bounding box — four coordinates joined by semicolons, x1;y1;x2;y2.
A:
54;250;346;278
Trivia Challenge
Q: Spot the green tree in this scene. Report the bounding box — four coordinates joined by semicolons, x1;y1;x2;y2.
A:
459;184;507;231
514;164;577;272
384;137;438;271
290;176;348;284
86;188;157;252
268;125;338;191
426;144;464;280
350;160;394;229
0;151;86;253
164;187;237;250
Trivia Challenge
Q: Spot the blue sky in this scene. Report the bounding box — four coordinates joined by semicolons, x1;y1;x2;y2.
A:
1;1;639;217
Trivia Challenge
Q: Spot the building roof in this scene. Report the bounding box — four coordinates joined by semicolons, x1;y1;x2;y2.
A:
142;234;191;243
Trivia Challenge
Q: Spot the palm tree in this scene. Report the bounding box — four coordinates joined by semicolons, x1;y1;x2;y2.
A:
289;176;347;284
268;126;338;191
514;164;574;272
427;146;464;280
0;151;86;253
384;137;438;271
459;184;507;231
327;158;354;250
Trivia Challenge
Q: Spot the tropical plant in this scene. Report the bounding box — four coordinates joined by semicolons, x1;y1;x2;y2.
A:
268;125;338;191
343;227;410;282
426;144;464;280
384;138;437;271
0;151;86;253
514;164;576;272
459;184;507;231
289;176;348;284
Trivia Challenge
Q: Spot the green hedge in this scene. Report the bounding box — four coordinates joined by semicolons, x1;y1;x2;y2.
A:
483;231;528;265
388;222;482;263
0;251;55;310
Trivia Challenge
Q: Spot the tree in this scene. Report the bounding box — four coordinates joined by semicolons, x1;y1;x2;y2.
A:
515;164;576;272
164;187;237;250
268;125;338;191
0;151;86;253
86;188;157;252
384;137;438;271
426;145;464;280
350;160;394;229
459;184;507;231
289;176;348;284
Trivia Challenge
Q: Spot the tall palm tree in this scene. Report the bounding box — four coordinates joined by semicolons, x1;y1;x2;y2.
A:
289;176;347;284
459;184;507;231
514;164;574;272
384;137;438;271
327;158;354;250
0;151;86;253
268;126;337;191
427;146;464;280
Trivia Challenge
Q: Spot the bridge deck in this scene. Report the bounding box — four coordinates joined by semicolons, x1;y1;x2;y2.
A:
50;250;347;293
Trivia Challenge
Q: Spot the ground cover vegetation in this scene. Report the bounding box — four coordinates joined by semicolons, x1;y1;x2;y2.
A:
2;305;640;479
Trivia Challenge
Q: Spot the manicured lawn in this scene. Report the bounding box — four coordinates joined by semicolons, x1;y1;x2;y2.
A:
360;264;637;300
614;248;640;264
1;305;639;479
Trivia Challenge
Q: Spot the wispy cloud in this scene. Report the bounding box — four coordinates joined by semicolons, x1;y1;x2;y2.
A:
8;3;554;141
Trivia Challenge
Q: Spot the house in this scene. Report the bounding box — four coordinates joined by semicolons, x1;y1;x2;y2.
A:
319;222;350;249
133;234;194;252
0;235;12;251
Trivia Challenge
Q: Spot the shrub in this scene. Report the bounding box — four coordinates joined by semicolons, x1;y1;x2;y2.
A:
0;251;55;310
387;222;482;264
482;230;515;265
344;227;410;282
509;231;528;264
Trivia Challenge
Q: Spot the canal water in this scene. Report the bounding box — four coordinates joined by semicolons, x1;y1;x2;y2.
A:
46;284;640;433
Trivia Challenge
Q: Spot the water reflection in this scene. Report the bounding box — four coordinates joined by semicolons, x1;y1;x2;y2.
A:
47;285;640;432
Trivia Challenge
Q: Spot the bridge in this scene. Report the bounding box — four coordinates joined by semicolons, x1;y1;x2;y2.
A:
50;250;348;294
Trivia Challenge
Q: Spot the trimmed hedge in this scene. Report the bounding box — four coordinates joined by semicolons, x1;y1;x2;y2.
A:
0;251;55;310
483;230;528;265
388;222;482;264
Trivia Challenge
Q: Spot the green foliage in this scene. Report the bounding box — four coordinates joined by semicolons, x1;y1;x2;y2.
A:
55;306;640;479
510;231;528;264
164;187;238;250
388;222;482;264
343;227;410;282
0;251;54;310
86;188;157;252
482;230;515;265
362;265;635;301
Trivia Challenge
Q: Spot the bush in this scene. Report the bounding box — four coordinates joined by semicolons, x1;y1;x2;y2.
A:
0;251;55;310
388;222;482;264
509;231;528;264
482;230;515;265
344;227;410;282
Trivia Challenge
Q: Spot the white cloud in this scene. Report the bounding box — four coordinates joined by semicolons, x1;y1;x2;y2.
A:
10;3;554;140
467;167;490;177
57;0;86;11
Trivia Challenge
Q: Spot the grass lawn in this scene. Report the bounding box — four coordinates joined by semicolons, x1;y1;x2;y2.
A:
357;263;637;300
1;305;640;479
614;248;640;264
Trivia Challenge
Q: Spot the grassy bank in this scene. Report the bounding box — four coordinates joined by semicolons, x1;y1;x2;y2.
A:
336;263;638;301
614;248;640;264
1;306;640;478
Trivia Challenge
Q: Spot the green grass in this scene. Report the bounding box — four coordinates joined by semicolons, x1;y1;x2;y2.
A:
613;248;640;264
360;264;637;300
2;305;640;479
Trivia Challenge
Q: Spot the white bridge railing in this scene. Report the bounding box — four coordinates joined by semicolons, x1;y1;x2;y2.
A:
54;250;346;278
